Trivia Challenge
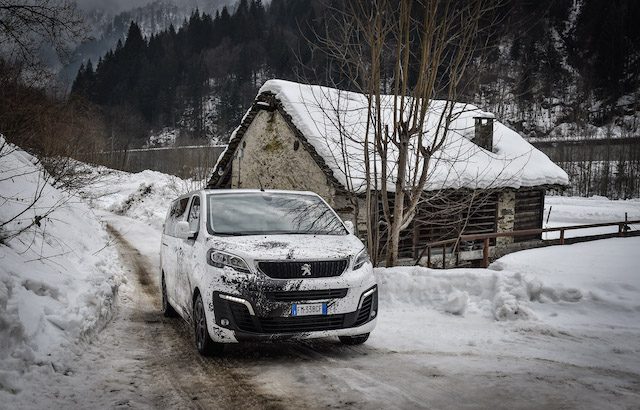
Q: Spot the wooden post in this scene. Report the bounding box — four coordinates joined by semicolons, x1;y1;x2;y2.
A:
624;212;629;237
455;241;460;267
482;238;489;268
560;229;565;245
442;246;446;269
427;246;431;268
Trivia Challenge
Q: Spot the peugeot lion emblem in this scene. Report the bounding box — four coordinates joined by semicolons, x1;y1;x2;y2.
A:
300;263;312;276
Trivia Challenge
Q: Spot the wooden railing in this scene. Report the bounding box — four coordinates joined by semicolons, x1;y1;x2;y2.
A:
415;217;640;268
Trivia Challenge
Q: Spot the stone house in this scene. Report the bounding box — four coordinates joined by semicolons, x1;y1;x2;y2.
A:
207;80;569;265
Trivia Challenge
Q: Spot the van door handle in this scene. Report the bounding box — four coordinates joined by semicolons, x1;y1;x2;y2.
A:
162;242;168;247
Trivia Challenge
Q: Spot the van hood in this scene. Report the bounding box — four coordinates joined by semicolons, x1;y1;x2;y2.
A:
206;234;365;262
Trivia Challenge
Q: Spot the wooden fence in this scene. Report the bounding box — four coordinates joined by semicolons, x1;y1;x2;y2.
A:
415;217;640;268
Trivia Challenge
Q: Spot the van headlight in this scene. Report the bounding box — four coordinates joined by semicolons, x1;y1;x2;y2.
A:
207;250;251;273
353;248;371;270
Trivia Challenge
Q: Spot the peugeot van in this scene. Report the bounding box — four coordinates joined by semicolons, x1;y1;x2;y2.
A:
160;189;378;355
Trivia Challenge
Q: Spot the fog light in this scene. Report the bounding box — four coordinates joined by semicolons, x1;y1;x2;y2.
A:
370;310;377;318
220;318;230;326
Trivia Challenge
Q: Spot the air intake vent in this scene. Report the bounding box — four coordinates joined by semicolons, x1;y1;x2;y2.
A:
266;289;348;302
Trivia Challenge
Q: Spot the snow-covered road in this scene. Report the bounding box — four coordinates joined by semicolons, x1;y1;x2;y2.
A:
72;212;638;409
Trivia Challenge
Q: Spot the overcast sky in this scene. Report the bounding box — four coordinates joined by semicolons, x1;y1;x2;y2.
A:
75;0;238;17
74;0;152;14
75;0;217;15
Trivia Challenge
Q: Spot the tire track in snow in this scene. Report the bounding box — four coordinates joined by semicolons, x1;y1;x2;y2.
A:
106;223;297;410
106;225;157;295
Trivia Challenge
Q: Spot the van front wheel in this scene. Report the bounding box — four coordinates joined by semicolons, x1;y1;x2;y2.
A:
339;333;369;345
194;293;224;356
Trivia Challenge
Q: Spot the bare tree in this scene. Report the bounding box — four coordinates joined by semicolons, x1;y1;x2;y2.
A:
308;0;503;265
0;0;85;73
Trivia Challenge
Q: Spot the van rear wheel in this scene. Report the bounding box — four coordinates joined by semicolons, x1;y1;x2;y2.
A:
194;293;224;356
339;333;370;345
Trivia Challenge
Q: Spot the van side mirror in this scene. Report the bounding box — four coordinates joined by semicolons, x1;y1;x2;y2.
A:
175;221;191;239
343;220;354;234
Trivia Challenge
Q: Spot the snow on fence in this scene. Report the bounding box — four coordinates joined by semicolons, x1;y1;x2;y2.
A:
76;145;227;179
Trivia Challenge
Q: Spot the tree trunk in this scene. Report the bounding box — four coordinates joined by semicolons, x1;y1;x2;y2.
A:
386;135;409;266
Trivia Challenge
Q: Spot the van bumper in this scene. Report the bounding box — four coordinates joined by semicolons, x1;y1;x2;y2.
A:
207;285;378;343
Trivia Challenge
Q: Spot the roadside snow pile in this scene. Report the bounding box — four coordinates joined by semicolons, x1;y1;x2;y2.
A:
376;236;639;330
0;137;121;394
375;267;537;321
490;237;640;328
79;165;198;230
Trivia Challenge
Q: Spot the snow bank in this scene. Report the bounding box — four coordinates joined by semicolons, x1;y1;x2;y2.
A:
375;266;537;321
251;79;569;192
78;165;199;230
0;137;121;394
376;236;639;330
490;238;640;326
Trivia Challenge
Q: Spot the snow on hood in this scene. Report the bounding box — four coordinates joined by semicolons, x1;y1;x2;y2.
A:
207;233;364;261
249;79;569;192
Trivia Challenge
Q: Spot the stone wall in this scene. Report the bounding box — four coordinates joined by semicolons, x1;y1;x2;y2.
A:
231;109;338;206
496;189;516;248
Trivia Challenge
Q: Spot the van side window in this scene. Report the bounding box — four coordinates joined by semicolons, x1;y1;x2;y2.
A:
187;196;201;235
164;197;190;236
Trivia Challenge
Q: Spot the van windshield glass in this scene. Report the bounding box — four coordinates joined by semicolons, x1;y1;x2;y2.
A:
207;192;347;236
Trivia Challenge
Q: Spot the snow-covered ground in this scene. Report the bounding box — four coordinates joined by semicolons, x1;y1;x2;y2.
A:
2;155;639;408
373;238;640;373
0;138;121;396
543;195;640;238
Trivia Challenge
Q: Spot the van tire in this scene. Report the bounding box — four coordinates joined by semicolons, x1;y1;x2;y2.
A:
162;274;178;318
339;333;370;345
194;293;224;356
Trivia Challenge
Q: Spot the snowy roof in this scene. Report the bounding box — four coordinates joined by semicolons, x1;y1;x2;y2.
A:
210;79;569;192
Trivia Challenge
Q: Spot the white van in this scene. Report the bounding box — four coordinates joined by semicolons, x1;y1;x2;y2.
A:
160;189;377;355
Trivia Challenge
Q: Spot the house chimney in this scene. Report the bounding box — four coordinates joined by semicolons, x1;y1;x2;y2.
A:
473;116;494;151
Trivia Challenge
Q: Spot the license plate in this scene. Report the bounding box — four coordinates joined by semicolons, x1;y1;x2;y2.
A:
291;303;327;317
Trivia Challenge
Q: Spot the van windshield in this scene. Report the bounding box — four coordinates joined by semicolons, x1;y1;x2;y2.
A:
206;192;347;236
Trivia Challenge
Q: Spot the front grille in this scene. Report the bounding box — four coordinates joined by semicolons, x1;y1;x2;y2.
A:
354;293;374;326
258;259;349;279
266;288;348;302
258;315;345;333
